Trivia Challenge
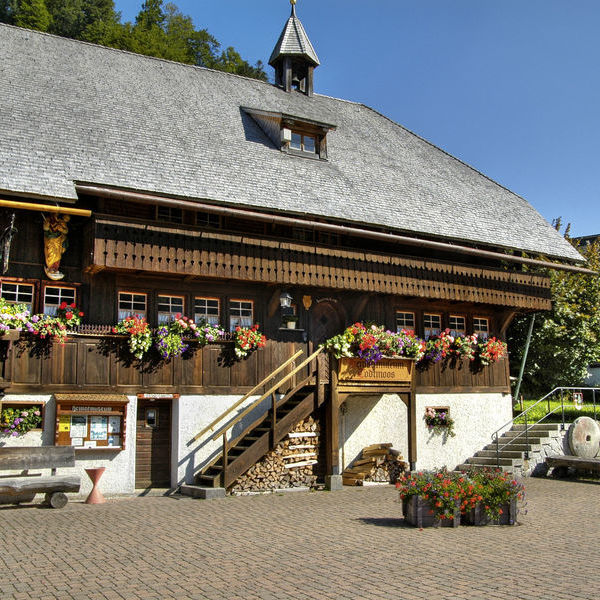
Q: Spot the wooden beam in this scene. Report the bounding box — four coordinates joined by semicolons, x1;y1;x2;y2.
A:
0;199;92;217
326;365;340;476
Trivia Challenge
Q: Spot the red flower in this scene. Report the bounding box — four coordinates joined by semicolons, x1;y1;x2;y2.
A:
65;312;73;320
60;301;67;309
78;312;84;317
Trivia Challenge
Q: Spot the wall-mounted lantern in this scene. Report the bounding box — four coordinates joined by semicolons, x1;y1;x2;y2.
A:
279;291;293;309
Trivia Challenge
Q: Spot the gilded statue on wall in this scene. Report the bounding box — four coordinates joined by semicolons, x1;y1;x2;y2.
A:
42;213;70;280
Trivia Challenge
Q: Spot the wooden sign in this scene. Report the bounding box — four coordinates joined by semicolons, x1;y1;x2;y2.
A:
337;357;413;385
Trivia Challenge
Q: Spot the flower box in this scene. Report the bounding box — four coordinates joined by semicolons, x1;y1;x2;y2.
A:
402;495;460;528
337;357;414;385
463;499;518;526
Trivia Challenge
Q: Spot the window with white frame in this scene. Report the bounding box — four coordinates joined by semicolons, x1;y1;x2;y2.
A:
473;317;490;340
194;297;220;326
118;292;147;321
423;313;441;339
1;282;34;312
396;311;415;333
290;131;316;154
229;299;253;331
44;286;76;316
157;295;184;324
449;315;466;337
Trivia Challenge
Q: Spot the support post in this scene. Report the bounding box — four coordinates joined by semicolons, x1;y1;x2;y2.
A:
222;432;228;489
325;364;342;490
408;390;417;471
513;313;535;407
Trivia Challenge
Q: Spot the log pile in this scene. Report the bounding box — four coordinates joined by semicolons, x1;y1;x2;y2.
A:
229;417;320;494
342;444;408;486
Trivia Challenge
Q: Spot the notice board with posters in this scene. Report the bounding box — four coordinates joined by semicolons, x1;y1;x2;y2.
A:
54;394;128;451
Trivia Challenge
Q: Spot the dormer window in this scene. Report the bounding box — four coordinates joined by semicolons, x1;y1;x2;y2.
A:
243;107;334;161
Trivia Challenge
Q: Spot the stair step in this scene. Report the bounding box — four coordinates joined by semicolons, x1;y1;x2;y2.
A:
498;434;546;444
466;456;520;466
511;423;561;431
456;463;515;473
196;473;222;487
475;450;523;459
484;442;541;453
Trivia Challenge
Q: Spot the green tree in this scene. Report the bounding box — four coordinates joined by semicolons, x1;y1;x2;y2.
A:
13;0;51;31
508;228;600;397
1;0;267;81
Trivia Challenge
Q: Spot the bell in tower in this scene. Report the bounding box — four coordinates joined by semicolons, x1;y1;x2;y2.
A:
269;0;320;97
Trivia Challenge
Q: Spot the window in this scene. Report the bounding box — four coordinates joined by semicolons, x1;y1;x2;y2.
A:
473;317;489;340
229;299;253;331
396;311;415;333
449;315;466;337
157;295;184;324
44;286;76;316
194;297;220;326
423;313;442;339
156;206;183;224
118;292;147;321
196;212;221;228
290;132;316;154
1;282;34;312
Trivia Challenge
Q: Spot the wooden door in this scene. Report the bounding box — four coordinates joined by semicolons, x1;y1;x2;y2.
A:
310;301;344;345
135;399;171;488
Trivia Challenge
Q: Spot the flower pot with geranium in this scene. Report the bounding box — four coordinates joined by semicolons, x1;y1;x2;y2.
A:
112;315;152;360
233;324;267;359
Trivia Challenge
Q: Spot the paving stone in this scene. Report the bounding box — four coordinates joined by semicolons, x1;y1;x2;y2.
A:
1;478;599;599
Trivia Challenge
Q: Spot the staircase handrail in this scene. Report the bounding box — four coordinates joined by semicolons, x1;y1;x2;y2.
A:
492;386;600;467
211;346;324;442
192;349;304;442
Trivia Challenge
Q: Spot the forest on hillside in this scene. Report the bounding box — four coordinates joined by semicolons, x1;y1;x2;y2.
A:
0;0;267;80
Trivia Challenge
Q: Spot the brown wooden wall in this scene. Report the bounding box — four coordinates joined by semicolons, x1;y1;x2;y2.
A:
2;336;509;395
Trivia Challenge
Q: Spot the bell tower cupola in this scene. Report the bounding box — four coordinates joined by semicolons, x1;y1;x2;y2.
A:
269;0;320;96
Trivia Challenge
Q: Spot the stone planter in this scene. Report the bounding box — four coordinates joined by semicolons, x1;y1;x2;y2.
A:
402;496;460;528
463;499;518;526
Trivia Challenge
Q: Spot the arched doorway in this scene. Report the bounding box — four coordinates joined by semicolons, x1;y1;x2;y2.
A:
310;300;345;345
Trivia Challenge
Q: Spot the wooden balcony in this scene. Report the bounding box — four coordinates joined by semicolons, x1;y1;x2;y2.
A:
2;331;510;396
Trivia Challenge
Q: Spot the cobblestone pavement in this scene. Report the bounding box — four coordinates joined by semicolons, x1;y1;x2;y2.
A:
1;477;598;600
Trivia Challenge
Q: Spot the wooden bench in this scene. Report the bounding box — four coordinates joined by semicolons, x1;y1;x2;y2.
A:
0;446;81;508
546;455;600;478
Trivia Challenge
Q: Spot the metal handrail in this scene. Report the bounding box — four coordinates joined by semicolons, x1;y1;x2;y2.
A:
211;347;323;442
191;349;304;442
492;387;600;467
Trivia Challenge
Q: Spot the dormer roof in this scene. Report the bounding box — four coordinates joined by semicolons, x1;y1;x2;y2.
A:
268;4;320;67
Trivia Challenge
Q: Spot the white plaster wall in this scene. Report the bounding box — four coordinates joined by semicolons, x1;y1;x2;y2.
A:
0;394;136;497
174;394;276;487
415;393;513;471
339;394;409;469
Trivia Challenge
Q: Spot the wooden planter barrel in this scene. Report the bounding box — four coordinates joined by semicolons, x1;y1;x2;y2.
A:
337;357;414;386
463;499;518;526
402;495;460;528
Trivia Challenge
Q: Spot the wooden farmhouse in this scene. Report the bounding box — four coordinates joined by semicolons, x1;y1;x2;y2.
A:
0;7;586;497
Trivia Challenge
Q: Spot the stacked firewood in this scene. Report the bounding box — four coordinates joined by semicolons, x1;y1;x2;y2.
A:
229;417;320;494
342;443;408;486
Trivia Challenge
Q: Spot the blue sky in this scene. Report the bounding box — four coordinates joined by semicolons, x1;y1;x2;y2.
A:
115;0;600;238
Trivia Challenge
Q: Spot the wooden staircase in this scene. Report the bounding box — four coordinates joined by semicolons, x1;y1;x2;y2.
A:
190;348;326;491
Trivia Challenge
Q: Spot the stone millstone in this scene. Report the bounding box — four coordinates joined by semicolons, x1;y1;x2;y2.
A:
568;417;600;458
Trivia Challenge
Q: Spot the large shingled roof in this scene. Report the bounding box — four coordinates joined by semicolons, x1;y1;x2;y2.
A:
0;24;582;262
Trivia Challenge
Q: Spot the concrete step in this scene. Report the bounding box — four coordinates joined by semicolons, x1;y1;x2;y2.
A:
483;442;541;453
180;484;225;499
466;456;520;467
455;463;516;473
511;423;561;432
475;450;523;459
498;433;546;444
